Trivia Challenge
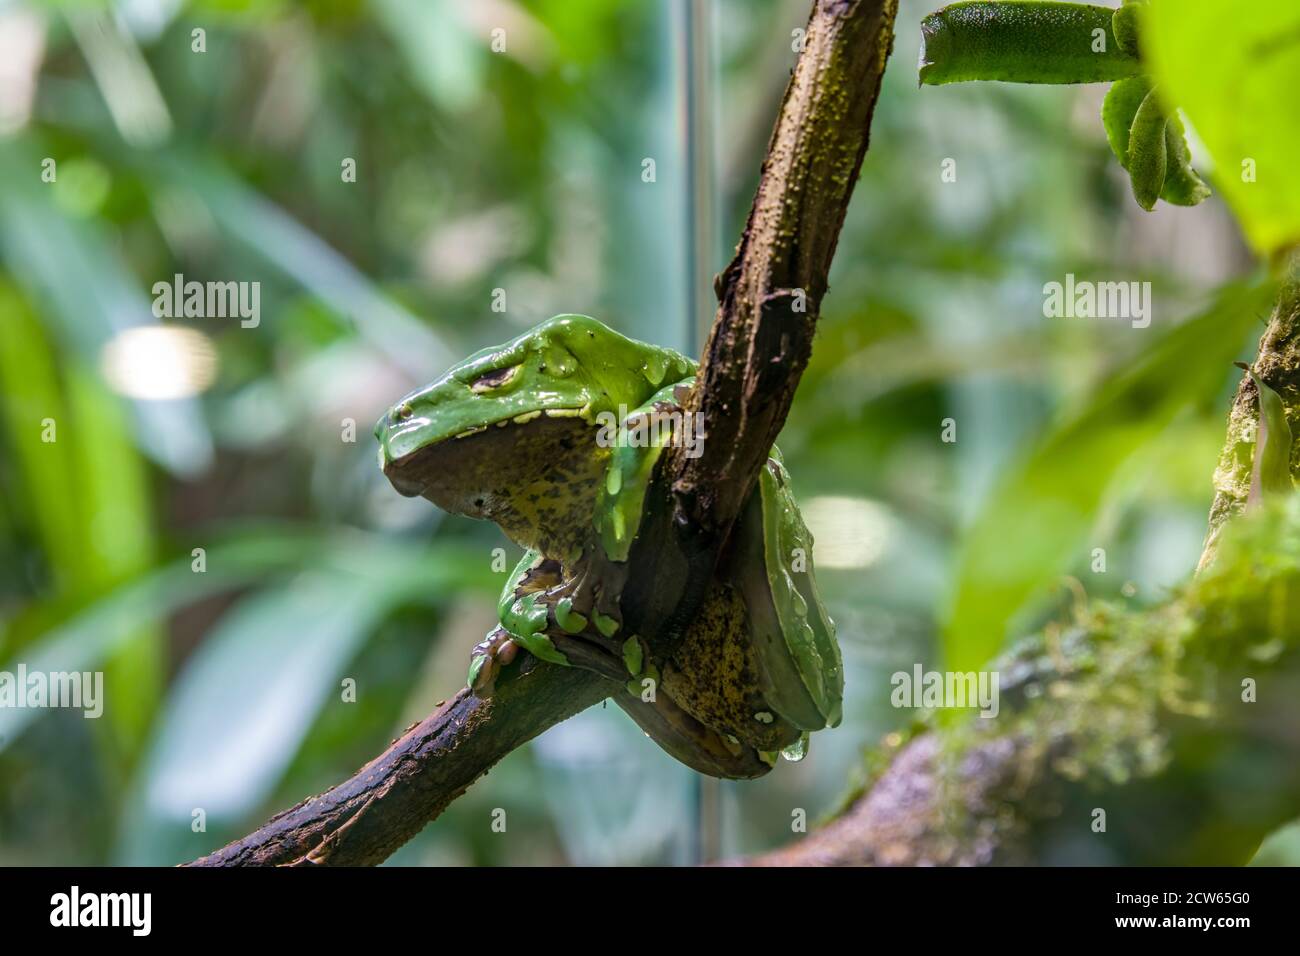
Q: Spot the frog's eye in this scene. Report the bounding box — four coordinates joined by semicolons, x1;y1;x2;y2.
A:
471;365;520;393
393;402;414;422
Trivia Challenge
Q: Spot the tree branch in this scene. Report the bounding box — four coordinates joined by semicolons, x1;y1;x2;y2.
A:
190;0;899;867
190;662;611;866
680;0;898;533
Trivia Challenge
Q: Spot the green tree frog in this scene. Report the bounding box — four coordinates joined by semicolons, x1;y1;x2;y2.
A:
375;315;843;779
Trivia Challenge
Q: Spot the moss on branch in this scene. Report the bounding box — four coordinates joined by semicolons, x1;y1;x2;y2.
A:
745;498;1300;866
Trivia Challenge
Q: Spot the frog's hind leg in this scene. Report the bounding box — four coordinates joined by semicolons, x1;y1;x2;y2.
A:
515;552;564;593
614;691;774;780
659;580;804;754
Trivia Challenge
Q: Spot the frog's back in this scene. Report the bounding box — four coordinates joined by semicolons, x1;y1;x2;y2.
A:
752;455;844;729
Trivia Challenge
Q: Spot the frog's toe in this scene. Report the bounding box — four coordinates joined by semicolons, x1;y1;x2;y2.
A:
547;566;589;606
468;627;520;696
592;609;621;639
518;556;563;592
554;597;588;634
467;652;496;694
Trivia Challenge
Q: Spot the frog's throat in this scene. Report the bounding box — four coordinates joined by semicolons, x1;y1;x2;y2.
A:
381;403;591;488
381;413;609;561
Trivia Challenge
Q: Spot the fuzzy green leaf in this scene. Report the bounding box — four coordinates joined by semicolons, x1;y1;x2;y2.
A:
920;1;1142;86
1111;3;1143;57
1127;87;1168;210
1145;0;1300;255
1160;109;1212;206
944;282;1275;673
1101;75;1152;167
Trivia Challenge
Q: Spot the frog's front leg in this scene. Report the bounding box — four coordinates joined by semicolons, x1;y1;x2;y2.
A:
470;548;631;695
542;545;629;640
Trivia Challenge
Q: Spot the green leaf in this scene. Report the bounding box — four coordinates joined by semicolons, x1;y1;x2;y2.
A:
65;366;162;759
1111;3;1143;57
1160;110;1212;207
0;528;494;750
1127;88;1168;211
944;281;1276;672
0;142;213;478
0;283;161;759
0;528;329;749
0;283;83;590
1101;75;1152;167
117;573;393;862
149;154;455;382
1145;0;1300;256
920;2;1142;86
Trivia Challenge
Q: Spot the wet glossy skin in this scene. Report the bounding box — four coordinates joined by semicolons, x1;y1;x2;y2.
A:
374;315;843;778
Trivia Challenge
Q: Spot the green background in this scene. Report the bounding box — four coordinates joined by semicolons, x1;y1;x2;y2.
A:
0;0;1296;865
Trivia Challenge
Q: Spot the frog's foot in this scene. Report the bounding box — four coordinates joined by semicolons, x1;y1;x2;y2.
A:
467;626;520;697
543;556;594;614
488;547;633;683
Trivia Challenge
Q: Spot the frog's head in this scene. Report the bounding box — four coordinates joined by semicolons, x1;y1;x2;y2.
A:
375;315;694;556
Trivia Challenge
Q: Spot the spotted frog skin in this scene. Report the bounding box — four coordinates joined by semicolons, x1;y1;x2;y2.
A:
375;315;842;779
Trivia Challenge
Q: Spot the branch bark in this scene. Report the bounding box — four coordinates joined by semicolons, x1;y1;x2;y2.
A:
190;0;899;867
190;662;611;867
680;0;898;533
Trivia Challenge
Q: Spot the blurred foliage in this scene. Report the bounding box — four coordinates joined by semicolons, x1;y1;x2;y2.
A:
909;493;1300;866
1146;0;1300;258
944;279;1276;673
0;0;1293;866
